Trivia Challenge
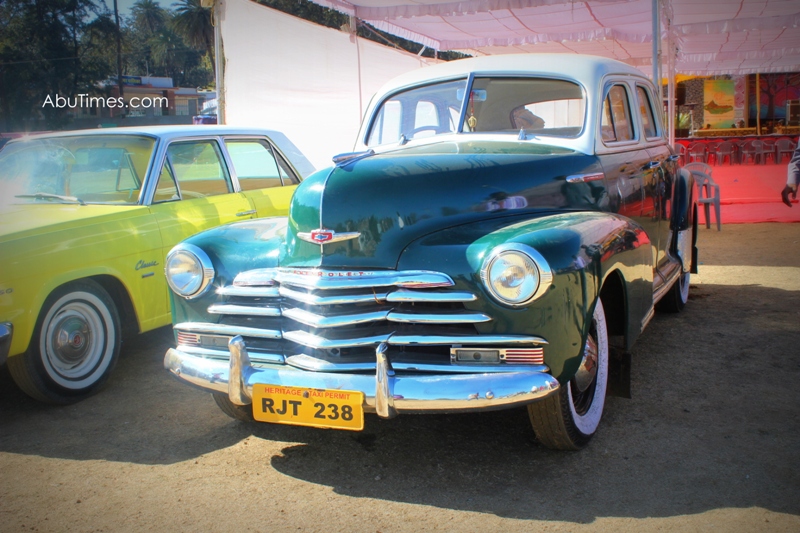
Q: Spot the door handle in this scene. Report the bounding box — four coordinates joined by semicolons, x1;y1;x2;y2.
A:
667;154;680;163
236;210;257;217
643;161;661;170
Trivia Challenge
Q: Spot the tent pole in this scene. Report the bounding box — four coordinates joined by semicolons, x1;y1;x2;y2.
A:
652;0;660;103
756;73;761;135
667;18;675;147
214;0;225;124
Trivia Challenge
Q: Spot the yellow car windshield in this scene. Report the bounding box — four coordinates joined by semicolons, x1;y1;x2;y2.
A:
0;135;155;206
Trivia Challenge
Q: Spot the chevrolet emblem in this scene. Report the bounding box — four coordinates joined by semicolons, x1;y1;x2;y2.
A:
298;229;360;246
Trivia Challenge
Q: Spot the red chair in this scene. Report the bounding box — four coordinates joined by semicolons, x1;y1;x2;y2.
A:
714;141;736;165
687;142;708;163
674;143;687;166
704;141;720;164
775;138;796;164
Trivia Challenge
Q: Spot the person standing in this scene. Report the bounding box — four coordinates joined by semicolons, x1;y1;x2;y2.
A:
782;143;800;207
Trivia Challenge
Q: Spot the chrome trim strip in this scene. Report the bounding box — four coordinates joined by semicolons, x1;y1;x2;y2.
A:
164;346;561;415
177;344;286;365
385;289;477;303
217;286;280;298
282;330;391;349
232;268;277;287
284;353;550;374
275;269;454;290
280;286;388;305
641;307;655;331
389;334;547;346
282;307;389;328
207;304;281;317
386;311;491;324
566;172;605;183
175;322;282;339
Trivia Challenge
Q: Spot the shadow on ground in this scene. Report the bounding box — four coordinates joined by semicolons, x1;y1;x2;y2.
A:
1;281;799;523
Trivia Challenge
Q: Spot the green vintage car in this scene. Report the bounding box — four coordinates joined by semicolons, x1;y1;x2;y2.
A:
0;126;314;404
163;55;697;449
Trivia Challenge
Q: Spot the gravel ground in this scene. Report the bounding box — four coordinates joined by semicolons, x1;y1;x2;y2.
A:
1;223;799;532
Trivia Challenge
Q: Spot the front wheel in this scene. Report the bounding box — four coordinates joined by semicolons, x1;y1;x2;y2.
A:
8;280;121;404
528;299;609;450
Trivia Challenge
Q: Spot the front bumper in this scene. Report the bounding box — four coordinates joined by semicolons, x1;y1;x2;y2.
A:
0;323;12;366
164;335;560;418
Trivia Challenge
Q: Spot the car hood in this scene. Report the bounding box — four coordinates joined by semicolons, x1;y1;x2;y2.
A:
0;203;146;243
284;139;604;269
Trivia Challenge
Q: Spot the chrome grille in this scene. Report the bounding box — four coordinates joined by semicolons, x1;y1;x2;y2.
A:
174;268;546;370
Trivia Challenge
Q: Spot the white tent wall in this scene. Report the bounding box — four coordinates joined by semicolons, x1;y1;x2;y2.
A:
220;0;437;170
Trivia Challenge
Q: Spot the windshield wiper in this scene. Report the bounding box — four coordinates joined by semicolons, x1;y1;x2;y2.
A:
16;192;86;205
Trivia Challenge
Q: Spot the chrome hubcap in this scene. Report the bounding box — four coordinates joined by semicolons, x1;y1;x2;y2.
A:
574;334;598;393
45;302;105;379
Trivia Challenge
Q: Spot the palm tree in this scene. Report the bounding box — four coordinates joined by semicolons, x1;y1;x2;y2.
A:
131;0;167;36
171;0;213;60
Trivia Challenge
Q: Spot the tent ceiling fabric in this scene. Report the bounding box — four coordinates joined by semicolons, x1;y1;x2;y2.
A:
309;0;800;75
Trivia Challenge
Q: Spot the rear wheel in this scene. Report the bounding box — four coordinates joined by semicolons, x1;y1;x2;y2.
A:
213;393;255;421
8;280;120;404
528;299;609;450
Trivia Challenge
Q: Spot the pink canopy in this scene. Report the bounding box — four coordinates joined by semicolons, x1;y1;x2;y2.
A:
309;0;800;75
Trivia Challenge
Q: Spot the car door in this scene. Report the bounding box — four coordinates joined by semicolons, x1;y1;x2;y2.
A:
223;138;300;217
148;138;255;308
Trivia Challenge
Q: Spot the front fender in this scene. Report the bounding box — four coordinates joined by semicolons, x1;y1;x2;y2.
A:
397;211;652;381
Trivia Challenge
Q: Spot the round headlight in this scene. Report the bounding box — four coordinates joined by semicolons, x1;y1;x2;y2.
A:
481;244;553;307
165;244;215;299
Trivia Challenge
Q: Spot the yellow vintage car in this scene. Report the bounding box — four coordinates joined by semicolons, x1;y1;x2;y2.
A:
0;125;314;404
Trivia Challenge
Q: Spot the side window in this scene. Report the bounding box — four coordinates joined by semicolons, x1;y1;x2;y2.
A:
368;100;402;146
637;86;658;138
166;140;231;198
601;84;635;143
153;161;179;203
225;140;283;190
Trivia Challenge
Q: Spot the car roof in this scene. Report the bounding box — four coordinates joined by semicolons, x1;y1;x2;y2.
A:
3;125;317;177
373;53;650;97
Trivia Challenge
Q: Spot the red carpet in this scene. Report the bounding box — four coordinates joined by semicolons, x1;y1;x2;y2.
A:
692;162;800;225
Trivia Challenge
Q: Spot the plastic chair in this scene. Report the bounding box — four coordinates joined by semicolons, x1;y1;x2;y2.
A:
674;143;687;166
685;165;721;231
687;142;708;163
760;139;775;164
740;139;763;165
705;141;720;164
714;141;736;165
775;138;796;164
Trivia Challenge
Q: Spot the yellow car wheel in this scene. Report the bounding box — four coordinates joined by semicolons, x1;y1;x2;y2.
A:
8;279;121;404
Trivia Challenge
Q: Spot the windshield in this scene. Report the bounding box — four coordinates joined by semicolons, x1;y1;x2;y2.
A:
0;134;155;206
366;77;585;147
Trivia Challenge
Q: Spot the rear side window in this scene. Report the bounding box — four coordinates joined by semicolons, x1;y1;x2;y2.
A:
602;84;635;143
636;86;658;138
225;140;299;190
154;140;231;202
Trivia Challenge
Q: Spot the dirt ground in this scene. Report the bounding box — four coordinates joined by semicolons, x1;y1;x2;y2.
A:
1;223;799;532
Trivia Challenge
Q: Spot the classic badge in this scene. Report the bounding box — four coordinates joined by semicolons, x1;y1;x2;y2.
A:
298;228;360;246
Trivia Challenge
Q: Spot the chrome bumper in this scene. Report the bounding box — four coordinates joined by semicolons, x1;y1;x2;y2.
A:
164;335;560;418
0;322;12;366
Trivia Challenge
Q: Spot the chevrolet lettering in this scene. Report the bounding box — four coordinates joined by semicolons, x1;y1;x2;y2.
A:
163;55;698;450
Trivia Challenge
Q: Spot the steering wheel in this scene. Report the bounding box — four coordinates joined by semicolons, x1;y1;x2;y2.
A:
408;126;441;137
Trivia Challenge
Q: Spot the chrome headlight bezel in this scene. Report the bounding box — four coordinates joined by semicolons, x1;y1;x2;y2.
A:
165;243;215;299
480;243;553;307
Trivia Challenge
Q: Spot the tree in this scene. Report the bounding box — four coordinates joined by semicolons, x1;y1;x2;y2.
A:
171;0;213;60
0;0;113;130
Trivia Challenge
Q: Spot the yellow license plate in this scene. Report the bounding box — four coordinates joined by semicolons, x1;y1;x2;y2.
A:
252;384;364;431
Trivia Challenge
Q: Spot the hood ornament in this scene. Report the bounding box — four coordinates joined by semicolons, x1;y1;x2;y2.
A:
298;228;361;246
